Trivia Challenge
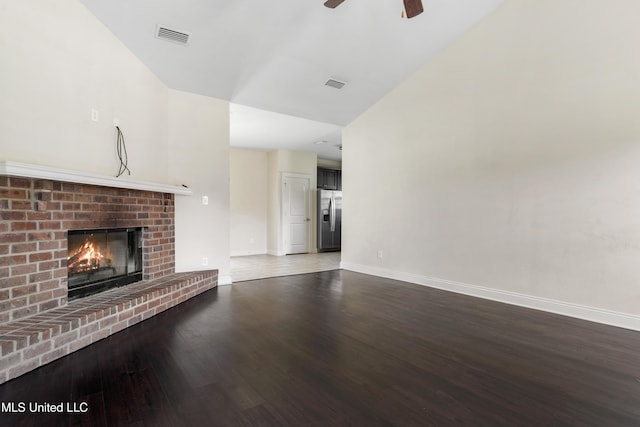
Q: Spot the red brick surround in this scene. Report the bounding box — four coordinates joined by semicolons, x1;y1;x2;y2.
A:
1;175;219;384
1;176;176;323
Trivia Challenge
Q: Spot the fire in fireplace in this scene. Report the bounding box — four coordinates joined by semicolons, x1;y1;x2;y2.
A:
67;228;143;299
68;241;113;274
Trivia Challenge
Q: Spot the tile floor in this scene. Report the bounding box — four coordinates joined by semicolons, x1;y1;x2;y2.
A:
230;252;341;282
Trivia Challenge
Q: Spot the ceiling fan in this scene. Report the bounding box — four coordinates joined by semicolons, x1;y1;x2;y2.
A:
324;0;424;19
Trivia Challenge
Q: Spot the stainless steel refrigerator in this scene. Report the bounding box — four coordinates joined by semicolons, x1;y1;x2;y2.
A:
317;189;342;252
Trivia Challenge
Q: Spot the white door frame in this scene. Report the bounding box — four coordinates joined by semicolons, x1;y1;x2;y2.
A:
281;172;312;255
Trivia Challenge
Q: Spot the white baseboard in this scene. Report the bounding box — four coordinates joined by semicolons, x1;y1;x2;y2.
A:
218;275;233;286
340;262;640;332
267;249;286;256
230;250;267;257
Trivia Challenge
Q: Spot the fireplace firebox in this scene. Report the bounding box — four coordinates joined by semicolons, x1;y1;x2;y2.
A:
67;228;143;299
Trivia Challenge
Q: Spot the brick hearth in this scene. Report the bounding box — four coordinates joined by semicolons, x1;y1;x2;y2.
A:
0;270;217;383
0;175;218;383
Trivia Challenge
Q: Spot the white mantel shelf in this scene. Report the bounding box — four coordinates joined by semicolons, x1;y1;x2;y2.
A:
0;161;192;196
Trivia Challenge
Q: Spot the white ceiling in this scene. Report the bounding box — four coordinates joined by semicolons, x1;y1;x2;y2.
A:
80;0;503;161
230;104;343;159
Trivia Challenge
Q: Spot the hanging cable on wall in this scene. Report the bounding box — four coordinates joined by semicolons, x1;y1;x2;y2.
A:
115;125;131;177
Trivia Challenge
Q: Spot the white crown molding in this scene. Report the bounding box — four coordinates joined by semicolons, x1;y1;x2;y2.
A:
340;261;640;332
0;161;192;195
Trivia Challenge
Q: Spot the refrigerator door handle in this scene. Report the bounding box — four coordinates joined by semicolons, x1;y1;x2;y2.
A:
330;195;336;232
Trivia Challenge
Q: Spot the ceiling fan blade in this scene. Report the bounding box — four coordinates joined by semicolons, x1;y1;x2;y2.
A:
403;0;424;18
324;0;346;8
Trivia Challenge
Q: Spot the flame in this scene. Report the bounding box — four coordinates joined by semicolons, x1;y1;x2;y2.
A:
68;241;108;273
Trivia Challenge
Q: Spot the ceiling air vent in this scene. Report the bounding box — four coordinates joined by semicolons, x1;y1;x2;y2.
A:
325;78;346;89
156;25;190;45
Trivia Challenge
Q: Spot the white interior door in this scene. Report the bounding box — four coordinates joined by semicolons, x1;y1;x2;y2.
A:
283;174;310;254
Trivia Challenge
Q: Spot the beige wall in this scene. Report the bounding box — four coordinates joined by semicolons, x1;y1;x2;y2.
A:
230;148;268;256
343;0;640;328
0;0;232;283
168;90;230;283
0;0;169;183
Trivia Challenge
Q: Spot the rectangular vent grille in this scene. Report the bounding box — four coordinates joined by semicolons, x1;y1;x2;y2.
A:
156;25;190;45
325;79;346;89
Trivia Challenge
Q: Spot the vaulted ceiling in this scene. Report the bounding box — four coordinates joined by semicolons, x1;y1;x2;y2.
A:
80;0;503;160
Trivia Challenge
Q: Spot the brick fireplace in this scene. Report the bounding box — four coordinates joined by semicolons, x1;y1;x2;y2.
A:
0;176;177;322
0;167;217;383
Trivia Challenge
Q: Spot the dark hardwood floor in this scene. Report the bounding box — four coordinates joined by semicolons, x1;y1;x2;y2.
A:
1;270;640;426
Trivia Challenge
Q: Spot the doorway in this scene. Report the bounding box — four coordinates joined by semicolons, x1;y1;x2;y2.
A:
282;173;311;254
